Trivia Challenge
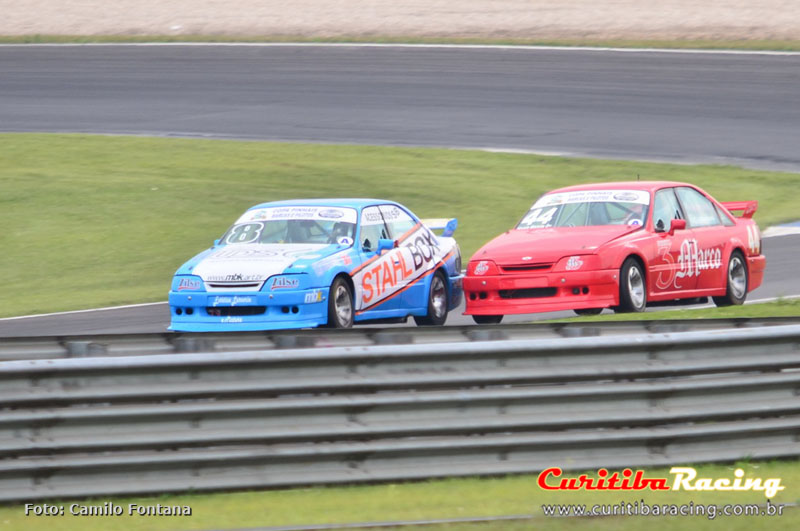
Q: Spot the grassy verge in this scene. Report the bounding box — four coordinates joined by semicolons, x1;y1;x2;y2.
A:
549;298;800;322
0;460;796;530
1;133;798;318
1;34;800;51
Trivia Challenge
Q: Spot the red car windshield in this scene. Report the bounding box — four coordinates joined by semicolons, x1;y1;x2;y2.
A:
517;189;651;229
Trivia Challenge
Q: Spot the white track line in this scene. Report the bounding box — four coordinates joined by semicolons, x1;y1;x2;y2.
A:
0;302;166;321
763;226;800;238
0;42;799;56
666;293;800;311
746;294;800;304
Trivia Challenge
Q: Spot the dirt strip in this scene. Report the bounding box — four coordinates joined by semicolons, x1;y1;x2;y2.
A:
2;1;799;41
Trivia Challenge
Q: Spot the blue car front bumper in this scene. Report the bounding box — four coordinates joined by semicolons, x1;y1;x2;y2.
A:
168;287;329;332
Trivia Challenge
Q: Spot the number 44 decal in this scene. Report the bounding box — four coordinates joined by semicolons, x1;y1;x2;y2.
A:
746;225;760;255
521;207;557;228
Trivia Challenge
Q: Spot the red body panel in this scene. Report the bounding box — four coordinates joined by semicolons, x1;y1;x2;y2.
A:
464;181;765;317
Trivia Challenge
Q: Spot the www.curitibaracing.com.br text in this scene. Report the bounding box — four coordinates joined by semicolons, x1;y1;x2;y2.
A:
542;500;787;520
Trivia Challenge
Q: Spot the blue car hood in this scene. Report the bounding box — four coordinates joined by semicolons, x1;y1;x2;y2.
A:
177;243;349;281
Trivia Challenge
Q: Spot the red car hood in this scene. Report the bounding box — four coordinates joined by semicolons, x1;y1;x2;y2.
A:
472;226;635;265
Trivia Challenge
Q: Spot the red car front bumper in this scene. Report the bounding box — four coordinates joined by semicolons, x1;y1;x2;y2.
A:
464;269;620;316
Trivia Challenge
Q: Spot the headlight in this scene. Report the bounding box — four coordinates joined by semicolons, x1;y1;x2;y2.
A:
555;255;600;272
469;260;498;276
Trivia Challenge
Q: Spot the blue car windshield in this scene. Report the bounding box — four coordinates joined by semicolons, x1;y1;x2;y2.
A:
219;206;359;245
220;219;356;245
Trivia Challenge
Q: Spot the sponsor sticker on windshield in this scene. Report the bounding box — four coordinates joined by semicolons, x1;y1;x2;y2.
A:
533;190;650;209
238;206;357;224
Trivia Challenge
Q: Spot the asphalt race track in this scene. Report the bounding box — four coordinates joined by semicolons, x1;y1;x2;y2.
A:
1;44;798;336
2;44;800;171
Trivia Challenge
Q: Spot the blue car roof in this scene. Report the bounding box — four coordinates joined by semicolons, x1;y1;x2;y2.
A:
247;198;397;210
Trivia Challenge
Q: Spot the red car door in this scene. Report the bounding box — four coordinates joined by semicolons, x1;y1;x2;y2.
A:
649;187;697;297
674;187;727;294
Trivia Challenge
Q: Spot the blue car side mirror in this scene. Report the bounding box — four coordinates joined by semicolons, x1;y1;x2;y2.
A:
377;238;396;254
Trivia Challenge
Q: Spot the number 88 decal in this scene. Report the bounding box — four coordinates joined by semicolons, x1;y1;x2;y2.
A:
225;223;264;244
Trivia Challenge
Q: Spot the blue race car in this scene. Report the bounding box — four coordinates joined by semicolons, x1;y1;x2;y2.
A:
169;199;463;331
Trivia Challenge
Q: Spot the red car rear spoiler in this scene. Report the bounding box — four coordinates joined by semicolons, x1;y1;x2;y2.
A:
721;200;758;218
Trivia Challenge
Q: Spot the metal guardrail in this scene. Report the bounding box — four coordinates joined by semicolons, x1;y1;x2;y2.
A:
1;316;799;361
1;324;800;502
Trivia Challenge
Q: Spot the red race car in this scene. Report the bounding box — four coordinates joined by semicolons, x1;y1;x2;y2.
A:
464;181;765;323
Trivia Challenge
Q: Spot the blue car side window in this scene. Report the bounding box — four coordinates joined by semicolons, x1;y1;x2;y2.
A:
360;206;389;252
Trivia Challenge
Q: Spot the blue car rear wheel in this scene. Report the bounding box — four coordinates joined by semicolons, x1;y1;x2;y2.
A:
414;270;448;326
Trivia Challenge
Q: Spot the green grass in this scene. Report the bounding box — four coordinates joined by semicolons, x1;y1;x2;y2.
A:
3;34;800;51
1;133;798;318
549;298;800;322
0;460;796;530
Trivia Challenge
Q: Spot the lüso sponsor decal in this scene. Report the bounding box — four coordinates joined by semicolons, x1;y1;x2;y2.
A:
177;278;202;291
272;276;300;290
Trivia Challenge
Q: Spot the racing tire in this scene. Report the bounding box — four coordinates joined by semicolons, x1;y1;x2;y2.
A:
472;314;504;325
615;258;647;313
713;250;748;307
326;276;354;328
414;270;448;326
574;308;603;316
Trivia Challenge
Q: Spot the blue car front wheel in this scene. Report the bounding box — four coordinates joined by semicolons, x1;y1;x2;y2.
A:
326;276;354;328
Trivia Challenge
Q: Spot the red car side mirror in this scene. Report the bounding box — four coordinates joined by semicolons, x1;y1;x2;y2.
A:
669;219;687;235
